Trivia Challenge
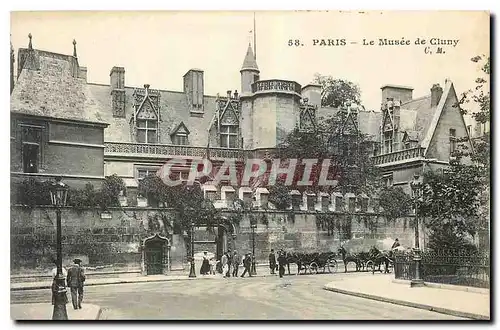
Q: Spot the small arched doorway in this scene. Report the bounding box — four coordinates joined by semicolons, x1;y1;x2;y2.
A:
142;233;170;275
215;220;237;260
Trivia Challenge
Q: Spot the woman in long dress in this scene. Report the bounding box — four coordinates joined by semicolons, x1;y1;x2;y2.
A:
200;251;210;275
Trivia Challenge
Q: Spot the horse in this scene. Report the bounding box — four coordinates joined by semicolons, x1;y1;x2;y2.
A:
338;246;361;273
285;251;304;275
356;251;370;271
367;246;392;274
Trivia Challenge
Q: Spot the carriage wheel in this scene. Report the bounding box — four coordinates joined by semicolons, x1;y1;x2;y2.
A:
309;262;318;275
366;260;374;274
327;258;338;273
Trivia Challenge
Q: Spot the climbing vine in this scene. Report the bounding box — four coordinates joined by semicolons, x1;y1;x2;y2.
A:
12;175;126;212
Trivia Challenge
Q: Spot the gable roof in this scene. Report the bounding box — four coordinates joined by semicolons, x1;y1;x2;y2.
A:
171;121;190;136
11;48;107;125
420;80;474;156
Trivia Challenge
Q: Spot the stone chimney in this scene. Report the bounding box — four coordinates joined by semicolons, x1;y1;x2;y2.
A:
430;84;443;107
183;69;204;111
78;66;87;81
110;66;125;89
302;84;322;107
381;85;413;104
110;66;126;118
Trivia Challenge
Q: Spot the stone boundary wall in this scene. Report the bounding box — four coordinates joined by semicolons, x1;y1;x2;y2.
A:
10;206;419;274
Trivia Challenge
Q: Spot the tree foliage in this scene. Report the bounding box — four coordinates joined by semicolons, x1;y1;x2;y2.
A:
419;55;490;252
418;159;484;251
313;74;362;108
379;187;412;222
138;174;221;233
268;181;292;211
67;175;126;211
277;110;380;195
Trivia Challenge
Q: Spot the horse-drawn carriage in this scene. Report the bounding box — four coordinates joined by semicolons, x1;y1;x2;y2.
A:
338;241;400;274
283;251;338;275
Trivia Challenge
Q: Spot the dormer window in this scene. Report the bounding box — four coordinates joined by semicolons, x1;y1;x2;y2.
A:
220;125;238;148
131;85;160;145
214;95;240;149
170;122;190;146
137;119;157;144
172;134;188;146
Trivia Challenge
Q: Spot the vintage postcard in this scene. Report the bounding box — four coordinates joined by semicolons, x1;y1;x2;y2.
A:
10;10;490;320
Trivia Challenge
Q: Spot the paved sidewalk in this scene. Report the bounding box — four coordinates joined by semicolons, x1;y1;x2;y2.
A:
324;274;490;320
11;303;101;320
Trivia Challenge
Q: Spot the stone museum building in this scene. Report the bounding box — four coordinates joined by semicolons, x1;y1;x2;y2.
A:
10;35;475;274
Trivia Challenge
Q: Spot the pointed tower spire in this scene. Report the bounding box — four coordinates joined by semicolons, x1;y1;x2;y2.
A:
241;43;259;72
73;39;77;58
28;33;32;50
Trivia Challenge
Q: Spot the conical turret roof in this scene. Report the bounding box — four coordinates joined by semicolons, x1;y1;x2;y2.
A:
241;43;259;71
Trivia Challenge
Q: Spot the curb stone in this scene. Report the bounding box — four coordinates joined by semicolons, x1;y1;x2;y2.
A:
323;284;489;320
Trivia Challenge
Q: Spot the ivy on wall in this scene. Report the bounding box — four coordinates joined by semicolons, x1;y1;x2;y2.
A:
11;174;126;212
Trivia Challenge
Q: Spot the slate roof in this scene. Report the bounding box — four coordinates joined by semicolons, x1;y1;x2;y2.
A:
11;49;107;125
86;83;218;145
241;44;259;71
398;95;438;144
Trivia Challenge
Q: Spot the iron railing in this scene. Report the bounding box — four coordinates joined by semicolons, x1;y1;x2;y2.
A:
251;79;302;95
394;250;490;289
105;142;245;159
372;147;425;166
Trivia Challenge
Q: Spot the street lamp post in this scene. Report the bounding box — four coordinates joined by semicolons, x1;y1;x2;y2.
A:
188;221;196;278
50;177;69;320
410;174;425;288
250;224;257;275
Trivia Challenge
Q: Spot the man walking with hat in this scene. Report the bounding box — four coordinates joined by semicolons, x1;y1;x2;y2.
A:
66;258;86;310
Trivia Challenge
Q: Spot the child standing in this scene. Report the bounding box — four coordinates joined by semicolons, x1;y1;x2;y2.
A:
209;257;216;275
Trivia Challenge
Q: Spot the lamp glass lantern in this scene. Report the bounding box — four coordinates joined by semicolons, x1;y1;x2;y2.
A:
410;175;423;198
50;178;69;207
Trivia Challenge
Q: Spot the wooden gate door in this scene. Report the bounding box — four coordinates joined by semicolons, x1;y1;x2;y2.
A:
145;240;164;275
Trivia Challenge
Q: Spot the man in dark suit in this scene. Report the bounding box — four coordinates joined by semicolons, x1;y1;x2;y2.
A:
232;250;242;277
66;258;86;310
269;249;277;275
278;250;287;278
240;253;253;278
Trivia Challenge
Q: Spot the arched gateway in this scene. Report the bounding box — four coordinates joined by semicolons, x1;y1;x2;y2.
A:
142;233;170;275
192;220;237;260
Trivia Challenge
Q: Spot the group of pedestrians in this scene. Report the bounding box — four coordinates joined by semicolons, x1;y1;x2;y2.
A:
200;250;254;278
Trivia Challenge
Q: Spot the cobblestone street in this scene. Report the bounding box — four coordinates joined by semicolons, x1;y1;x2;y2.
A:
11;273;466;320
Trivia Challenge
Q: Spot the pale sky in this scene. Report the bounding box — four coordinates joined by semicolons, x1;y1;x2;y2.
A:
11;11;489;111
